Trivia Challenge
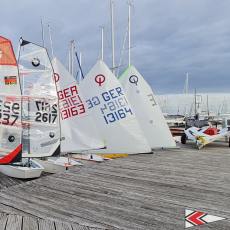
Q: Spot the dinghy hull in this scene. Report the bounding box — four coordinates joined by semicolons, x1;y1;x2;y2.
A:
35;157;83;173
0;159;44;179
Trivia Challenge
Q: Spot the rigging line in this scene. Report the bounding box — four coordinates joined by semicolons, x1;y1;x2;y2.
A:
74;45;84;79
97;47;102;61
82;54;89;76
103;0;110;30
62;45;70;71
104;27;112;61
113;2;125;62
117;22;129;78
133;12;150;76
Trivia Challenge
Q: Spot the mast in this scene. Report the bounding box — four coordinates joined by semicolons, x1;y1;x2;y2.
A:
128;3;131;67
101;26;104;61
207;95;209;116
110;0;115;74
70;40;74;76
41;18;45;48
186;72;188;117
68;50;71;73
48;24;54;59
195;88;197;115
79;52;82;84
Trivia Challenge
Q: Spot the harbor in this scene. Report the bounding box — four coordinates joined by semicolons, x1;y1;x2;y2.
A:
1;1;230;229
0;139;229;229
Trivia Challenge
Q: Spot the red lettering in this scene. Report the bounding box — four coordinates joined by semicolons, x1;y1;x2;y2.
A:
62;99;69;109
77;95;82;103
57;91;64;100
63;88;71;98
70;96;79;105
70;86;78;96
59;102;63;111
71;106;78;116
78;104;85;114
62;110;68;119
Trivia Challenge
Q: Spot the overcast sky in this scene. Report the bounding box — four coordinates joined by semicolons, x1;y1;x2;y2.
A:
1;0;230;95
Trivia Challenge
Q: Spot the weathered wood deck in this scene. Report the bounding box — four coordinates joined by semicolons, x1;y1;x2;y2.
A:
0;139;230;229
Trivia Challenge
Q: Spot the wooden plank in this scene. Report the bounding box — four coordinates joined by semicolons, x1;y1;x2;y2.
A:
22;216;38;230
5;214;22;230
55;221;73;230
0;213;8;230
0;141;229;229
71;224;90;230
38;219;55;230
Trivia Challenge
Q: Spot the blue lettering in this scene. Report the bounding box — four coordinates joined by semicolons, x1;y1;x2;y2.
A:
125;107;133;115
118;98;126;107
115;87;123;96
108;102;116;111
102;92;110;102
100;104;107;114
86;99;93;109
92;96;100;106
107;113;116;123
109;89;117;99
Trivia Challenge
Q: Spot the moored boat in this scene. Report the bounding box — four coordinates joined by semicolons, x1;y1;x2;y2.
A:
0;158;44;179
35;157;83;173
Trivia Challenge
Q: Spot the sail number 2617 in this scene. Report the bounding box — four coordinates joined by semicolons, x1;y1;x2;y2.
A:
35;101;57;123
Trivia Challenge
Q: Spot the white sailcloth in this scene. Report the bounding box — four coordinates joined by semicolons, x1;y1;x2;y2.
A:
119;65;176;148
18;40;60;158
0;36;22;163
51;57;104;152
80;60;151;154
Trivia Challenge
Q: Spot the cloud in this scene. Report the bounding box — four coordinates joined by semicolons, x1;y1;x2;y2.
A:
1;0;230;95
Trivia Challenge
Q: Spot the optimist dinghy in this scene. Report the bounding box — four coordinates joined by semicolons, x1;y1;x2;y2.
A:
80;60;152;155
119;65;176;149
51;57;112;165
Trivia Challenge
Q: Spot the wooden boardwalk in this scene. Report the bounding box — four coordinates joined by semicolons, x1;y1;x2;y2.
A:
0;139;230;229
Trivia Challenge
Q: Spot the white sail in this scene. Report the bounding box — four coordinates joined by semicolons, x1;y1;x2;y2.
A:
80;60;151;154
119;65;176;148
0;36;22;163
51;57;104;152
18;39;60;158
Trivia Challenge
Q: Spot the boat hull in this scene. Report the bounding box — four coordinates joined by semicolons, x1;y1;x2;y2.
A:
70;154;111;165
35;157;83;173
0;159;44;179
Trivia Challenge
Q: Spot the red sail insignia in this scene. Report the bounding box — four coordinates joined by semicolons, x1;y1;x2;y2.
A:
4;76;17;85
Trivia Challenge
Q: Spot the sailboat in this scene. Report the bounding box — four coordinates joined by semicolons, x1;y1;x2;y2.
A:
78;1;151;157
18;39;84;174
80;60;152;155
48;57;110;165
118;4;176;149
0;36;44;178
119;66;176;149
